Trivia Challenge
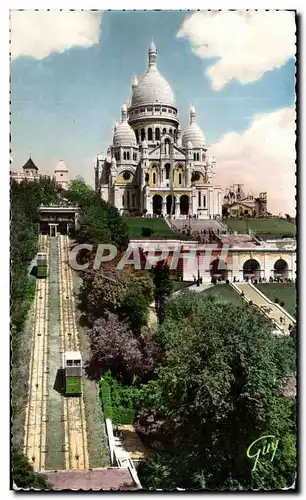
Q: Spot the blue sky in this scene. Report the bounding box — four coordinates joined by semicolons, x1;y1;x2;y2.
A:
10;10;296;213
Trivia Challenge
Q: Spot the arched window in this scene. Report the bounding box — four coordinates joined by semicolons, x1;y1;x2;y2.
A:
127;151;130;160
135;130;139;142
155;128;160;141
164;138;170;155
141;128;146;141
198;191;201;207
203;195;206;207
197;153;200;161
179;173;182;185
169;128;172;135
132;194;136;207
127;191;130;207
153;172;156;184
162;128;167;135
202;153;205;162
148;128;153;141
123;152;126;160
165;164;170;179
122;195;124;206
194;153;196;161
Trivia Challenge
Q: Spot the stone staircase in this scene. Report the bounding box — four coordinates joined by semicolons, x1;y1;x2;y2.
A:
233;282;295;335
170;217;225;234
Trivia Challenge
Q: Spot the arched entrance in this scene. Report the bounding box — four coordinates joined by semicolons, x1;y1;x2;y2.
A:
243;259;261;280
166;195;176;215
152;195;162;215
210;259;228;280
274;259;289;279
180;195;189;215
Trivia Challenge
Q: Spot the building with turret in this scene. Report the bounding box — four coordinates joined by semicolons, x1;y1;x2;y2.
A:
10;157;70;189
222;184;268;217
95;41;223;219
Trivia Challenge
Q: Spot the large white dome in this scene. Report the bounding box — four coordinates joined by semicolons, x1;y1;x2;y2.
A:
131;41;175;107
182;105;206;149
131;70;175;107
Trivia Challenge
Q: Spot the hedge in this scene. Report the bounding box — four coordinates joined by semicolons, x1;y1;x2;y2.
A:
99;374;136;425
100;378;113;420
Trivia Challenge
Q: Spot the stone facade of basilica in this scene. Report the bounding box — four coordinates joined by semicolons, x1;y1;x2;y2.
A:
95;41;223;219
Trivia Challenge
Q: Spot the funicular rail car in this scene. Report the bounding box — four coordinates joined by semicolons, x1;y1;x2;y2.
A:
63;350;82;395
36;251;47;278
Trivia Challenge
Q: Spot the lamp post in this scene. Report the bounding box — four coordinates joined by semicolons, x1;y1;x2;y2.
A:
197;242;201;287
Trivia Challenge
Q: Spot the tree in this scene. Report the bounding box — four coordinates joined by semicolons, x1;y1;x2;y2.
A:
12;452;48;490
66;180;129;248
66;178;94;205
79;264;154;330
136;292;296;490
152;262;173;324
86;311;159;384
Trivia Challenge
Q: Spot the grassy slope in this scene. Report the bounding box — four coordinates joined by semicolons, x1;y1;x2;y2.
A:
124;217;177;239
255;283;296;318
223;218;296;237
171;280;194;292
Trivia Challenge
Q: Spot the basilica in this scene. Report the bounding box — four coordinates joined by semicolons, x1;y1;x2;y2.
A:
95;41;223;219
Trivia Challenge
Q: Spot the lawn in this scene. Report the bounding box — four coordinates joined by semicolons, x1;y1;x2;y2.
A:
124;217;178;239
223;218;296;238
255;283;296;318
171;280;194;292
201;284;244;307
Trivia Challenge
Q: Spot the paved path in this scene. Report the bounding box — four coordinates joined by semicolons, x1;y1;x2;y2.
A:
234;283;294;335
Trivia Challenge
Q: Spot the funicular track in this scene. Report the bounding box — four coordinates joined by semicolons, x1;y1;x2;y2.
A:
23;234;50;471
58;235;89;470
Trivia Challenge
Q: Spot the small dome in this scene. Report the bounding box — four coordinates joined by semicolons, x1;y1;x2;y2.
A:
131;42;175;107
113;122;136;146
182;105;206;149
113;104;136;146
183;123;206;149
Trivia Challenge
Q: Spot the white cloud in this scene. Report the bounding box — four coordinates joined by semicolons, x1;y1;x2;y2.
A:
177;11;296;90
211;107;296;216
10;10;102;60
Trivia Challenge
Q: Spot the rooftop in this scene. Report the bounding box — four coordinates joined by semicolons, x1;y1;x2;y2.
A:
44;468;139;491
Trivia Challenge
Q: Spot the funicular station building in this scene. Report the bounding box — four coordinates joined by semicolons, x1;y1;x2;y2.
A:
38;205;79;236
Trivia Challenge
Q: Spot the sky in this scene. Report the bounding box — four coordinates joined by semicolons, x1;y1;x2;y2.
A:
10;10;296;215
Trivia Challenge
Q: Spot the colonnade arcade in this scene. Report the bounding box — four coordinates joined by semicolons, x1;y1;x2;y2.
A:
242;258;291;280
152;194;190;216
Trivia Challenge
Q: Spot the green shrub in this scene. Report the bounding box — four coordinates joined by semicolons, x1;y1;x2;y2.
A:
280;301;285;307
141;226;154;237
99;372;144;424
275;297;280;304
112;407;135;425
